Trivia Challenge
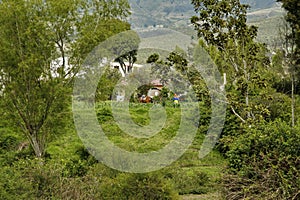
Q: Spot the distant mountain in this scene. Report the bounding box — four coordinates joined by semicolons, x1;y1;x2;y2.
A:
128;0;195;28
128;0;281;29
240;0;279;10
128;0;284;46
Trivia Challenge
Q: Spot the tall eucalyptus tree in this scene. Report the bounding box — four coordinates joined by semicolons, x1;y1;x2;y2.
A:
0;0;131;157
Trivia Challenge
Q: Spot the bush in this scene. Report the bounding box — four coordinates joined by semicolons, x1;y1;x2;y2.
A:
223;120;300;200
0;165;35;199
0;157;179;200
0;158;87;199
167;168;209;195
97;172;179;199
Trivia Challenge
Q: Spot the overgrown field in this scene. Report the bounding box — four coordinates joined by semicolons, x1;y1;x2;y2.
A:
0;101;226;199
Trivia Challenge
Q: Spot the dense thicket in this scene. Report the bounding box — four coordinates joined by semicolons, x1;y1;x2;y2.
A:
0;0;130;157
0;0;299;199
191;0;300;199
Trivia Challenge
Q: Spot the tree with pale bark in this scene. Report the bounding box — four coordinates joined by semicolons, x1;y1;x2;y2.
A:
0;0;131;157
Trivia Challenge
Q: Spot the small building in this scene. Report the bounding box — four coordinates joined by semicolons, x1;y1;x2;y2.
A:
147;79;164;98
147;88;161;98
150;79;163;90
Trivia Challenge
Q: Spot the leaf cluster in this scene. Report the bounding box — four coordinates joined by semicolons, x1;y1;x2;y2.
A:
224;120;300;199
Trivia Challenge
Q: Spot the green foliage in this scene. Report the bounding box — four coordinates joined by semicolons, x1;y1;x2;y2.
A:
0;0;131;158
4;0;297;199
62;158;89;178
147;53;160;63
111;31;141;75
136;84;154;98
166;168;209;195
0;125;21;153
96;105;114;123
224;120;300;199
74;18;132;61
0;102;228;199
219;91;293;155
191;0;257;49
148;49;194;98
0;165;35;200
96;66;122;101
0;152;181;199
150;59;172;86
99;173;179;199
167;50;188;74
96;102;183;152
278;0;300;54
191;0;276;125
277;1;300;93
190;3;300;199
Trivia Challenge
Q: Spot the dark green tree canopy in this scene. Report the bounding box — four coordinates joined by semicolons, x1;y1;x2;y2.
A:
191;0;258;49
278;0;300;30
0;0;131;157
278;0;300;65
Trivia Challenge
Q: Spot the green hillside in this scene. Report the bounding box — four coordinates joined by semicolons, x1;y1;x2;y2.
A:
1;0;299;199
129;0;195;29
129;0;284;46
241;0;279;10
129;0;280;28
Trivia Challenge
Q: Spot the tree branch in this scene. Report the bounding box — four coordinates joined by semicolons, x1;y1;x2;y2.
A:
231;106;246;123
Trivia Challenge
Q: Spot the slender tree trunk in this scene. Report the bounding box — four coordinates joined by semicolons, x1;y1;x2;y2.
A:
245;88;249;112
30;133;43;158
292;74;295;127
243;59;251;119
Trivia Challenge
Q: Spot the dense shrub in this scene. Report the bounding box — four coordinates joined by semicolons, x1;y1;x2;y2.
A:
0;165;35;199
0;157;180;199
0;102;223;199
223;120;300;200
165;168;209;195
97;172;179;199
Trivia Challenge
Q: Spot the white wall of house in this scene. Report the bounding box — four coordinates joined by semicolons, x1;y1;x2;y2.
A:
110;62;144;77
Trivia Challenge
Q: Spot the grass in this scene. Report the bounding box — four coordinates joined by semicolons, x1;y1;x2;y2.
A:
94;101;226;197
138;28;192;57
23;101;226;198
182;192;222;200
